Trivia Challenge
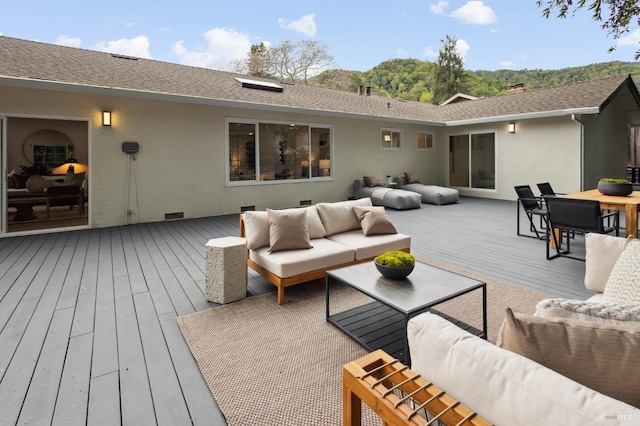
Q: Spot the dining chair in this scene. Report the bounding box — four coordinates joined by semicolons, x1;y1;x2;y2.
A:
514;185;548;240
537;182;565;197
545;197;619;260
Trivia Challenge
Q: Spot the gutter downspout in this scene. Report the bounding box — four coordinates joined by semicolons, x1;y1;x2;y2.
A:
572;114;584;191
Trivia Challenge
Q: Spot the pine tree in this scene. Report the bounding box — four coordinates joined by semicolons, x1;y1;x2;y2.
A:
432;35;468;105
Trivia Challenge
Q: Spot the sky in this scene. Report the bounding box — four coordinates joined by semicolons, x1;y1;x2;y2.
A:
2;1;639;73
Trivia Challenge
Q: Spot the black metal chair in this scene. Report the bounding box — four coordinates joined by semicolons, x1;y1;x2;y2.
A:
537;182;565;197
514;185;548;239
545;197;619;260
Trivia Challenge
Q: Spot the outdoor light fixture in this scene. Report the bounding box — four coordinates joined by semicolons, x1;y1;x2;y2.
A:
102;111;112;126
508;123;516;133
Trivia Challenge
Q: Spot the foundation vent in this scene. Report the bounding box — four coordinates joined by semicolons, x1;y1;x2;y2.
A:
240;205;256;212
164;212;184;220
299;200;312;206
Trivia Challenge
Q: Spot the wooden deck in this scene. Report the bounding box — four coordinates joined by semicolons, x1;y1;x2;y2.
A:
0;196;595;425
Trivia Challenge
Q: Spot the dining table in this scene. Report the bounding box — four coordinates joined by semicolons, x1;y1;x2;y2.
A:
562;189;640;237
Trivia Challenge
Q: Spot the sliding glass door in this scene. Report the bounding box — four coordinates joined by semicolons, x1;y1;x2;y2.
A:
449;132;495;189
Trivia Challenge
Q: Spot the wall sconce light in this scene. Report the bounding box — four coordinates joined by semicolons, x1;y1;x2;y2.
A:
508;123;516;133
319;159;331;176
102;111;112;126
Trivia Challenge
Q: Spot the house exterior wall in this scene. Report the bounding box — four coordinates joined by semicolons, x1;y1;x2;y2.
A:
445;116;582;201
582;98;630;188
0;86;443;229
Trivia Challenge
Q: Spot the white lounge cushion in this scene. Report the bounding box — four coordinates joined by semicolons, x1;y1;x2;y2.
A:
249;238;354;278
316;198;372;236
326;230;410;260
408;312;636;426
584;233;632;293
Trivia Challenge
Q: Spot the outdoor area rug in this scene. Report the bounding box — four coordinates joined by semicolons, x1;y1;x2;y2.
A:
176;260;551;425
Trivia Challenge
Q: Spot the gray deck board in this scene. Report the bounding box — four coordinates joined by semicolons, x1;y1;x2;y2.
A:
0;196;595;426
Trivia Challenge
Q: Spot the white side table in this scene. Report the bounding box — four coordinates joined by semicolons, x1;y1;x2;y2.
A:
205;237;247;304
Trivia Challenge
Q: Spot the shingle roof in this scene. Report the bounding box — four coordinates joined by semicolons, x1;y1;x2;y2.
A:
0;36;637;126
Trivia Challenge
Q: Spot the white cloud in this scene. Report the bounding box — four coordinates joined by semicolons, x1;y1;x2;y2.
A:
423;46;438;58
93;36;152;59
618;29;640;46
278;13;317;37
396;48;410;57
451;1;497;25
500;60;514;69
456;39;470;59
55;35;81;48
171;27;252;71
430;1;449;14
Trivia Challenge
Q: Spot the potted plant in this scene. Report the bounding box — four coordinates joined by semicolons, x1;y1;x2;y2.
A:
597;178;633;196
374;250;415;280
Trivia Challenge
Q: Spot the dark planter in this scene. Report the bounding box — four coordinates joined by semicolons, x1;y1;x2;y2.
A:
375;261;414;280
597;182;633;196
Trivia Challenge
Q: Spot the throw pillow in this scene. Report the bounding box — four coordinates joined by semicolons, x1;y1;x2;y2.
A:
63;171;86;186
363;176;382;187
498;307;640;407
404;171;420;184
535;298;640;326
267;209;312;253
603;239;640;305
584;233;632;293
242;211;269;250
352;206;397;236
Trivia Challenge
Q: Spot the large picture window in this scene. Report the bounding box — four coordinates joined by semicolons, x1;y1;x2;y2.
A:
227;119;332;184
448;132;495;189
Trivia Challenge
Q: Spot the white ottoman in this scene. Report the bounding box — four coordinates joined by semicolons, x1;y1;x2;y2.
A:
205;237;247;304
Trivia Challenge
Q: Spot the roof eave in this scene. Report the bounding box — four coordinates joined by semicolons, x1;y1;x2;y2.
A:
0;76;445;127
443;107;601;127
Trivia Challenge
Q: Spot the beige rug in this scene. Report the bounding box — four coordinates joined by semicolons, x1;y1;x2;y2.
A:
177;261;550;425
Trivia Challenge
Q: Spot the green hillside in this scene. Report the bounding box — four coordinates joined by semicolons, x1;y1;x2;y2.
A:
312;59;640;104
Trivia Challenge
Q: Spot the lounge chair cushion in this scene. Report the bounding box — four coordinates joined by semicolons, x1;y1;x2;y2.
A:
603;240;640;305
498;308;640;408
249;238;354;278
267;209;312;253
584;233;632;293
326;230;410;260
409;312;636;426
352;206;397;236
401;183;459;205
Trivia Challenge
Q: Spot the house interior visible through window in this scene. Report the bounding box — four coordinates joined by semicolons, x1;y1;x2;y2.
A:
381;129;402;149
417;131;434;150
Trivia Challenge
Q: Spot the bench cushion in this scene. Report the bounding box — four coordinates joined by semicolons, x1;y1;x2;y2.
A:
249;238;354;278
326;230;410;260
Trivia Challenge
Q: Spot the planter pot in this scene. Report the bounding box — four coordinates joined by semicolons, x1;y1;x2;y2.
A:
375;261;414;280
597;182;633;196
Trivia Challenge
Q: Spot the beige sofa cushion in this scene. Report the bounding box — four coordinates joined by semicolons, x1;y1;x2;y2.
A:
352;206;397;236
267;209;312;253
535;298;640;326
326;230;410;260
604;239;640;305
584;233;632;293
316;198;372;236
249;238;354;278
243;206;326;250
498;308;640;408
408;312;636;426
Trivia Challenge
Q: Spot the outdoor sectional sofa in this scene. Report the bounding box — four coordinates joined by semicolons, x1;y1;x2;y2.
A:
372;232;640;425
239;198;411;304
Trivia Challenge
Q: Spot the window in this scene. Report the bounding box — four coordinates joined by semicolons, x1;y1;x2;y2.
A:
227;119;332;184
33;144;74;168
448;132;495;189
381;128;402;150
417;131;434;150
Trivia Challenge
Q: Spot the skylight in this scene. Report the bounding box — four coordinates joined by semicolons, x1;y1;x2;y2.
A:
235;77;283;93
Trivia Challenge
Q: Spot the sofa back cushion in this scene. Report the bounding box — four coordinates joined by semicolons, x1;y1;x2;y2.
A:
316;198;372;236
584;233;632;293
408;312;637;426
243;206;326;250
498;308;640;408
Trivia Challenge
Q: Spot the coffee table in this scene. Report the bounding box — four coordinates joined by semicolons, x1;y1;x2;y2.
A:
326;261;486;364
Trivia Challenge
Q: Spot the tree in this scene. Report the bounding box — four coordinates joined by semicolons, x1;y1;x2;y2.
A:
432;35;468;105
233;40;334;84
537;0;640;58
